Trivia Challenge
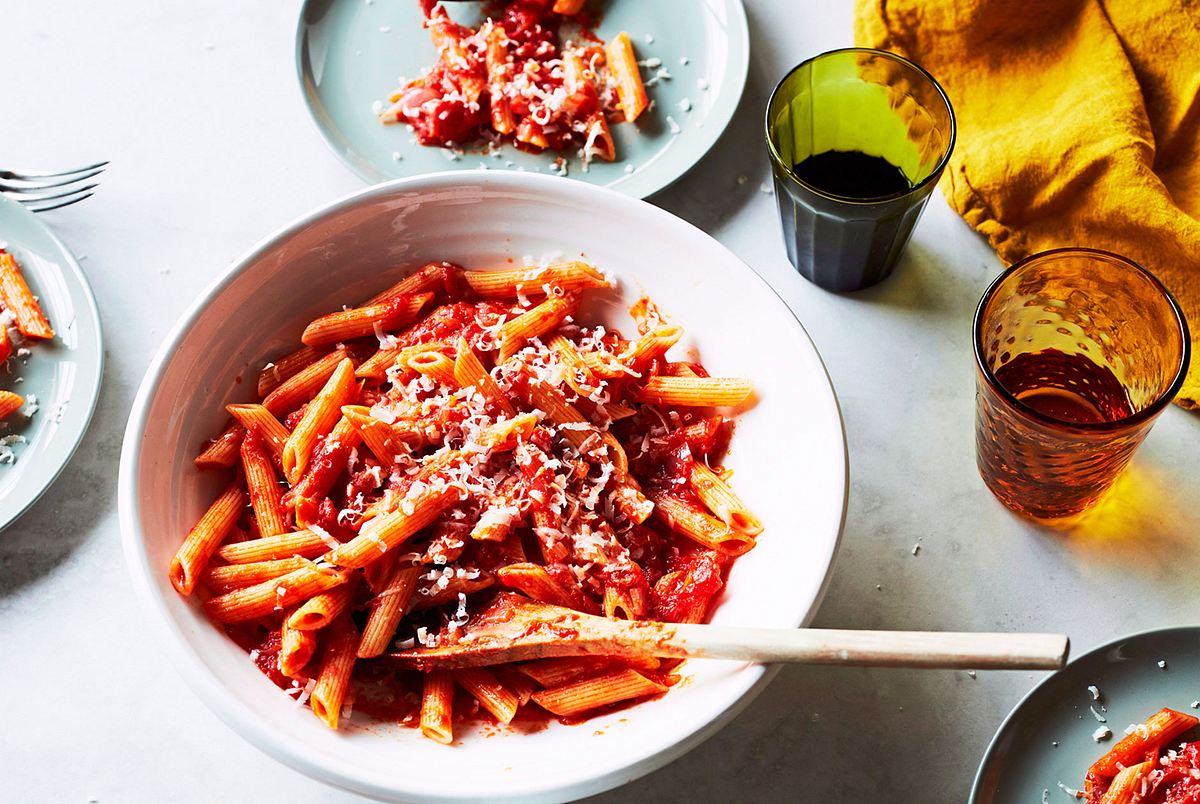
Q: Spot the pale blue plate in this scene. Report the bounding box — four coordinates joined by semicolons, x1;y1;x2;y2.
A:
0;196;104;532
972;627;1200;803
296;0;749;198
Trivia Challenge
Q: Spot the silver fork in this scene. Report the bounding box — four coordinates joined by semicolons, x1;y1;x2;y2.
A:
0;161;108;212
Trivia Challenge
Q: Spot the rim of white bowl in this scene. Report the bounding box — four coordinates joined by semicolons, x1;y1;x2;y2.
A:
118;171;849;803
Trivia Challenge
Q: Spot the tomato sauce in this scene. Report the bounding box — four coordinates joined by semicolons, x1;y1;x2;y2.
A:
650;551;724;623
1140;741;1200;803
393;300;514;352
390;2;610;153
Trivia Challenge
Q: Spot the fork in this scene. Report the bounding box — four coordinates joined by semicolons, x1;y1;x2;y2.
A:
0;161;108;212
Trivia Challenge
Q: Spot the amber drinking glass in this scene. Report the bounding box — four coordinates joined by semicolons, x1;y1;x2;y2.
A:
974;249;1190;519
765;48;955;292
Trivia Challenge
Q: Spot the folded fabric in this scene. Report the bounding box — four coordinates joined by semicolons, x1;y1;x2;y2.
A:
856;0;1200;408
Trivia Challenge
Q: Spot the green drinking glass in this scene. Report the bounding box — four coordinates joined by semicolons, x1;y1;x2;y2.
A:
765;48;956;292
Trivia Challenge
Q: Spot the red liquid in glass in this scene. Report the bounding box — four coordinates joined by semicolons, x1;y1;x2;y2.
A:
992;349;1133;424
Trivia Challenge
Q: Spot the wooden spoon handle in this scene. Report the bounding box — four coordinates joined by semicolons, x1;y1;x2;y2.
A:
668;625;1069;670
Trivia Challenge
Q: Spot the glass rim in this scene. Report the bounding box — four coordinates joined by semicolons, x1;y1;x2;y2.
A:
973;247;1192;432
763;47;957;206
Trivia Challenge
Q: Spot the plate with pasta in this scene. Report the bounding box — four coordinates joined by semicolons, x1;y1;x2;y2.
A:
0;195;103;533
296;0;749;198
119;172;846;802
971;626;1200;804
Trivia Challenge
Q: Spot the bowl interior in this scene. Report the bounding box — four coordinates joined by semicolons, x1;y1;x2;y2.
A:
121;173;846;802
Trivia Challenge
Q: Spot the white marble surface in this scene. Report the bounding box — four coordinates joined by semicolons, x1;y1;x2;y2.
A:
3;2;1199;802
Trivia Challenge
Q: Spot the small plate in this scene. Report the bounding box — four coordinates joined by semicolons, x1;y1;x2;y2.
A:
296;0;749;198
971;627;1200;803
0;196;104;532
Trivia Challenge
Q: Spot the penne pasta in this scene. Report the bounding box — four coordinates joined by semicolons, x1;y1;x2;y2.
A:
578;349;631;379
1080;707;1200;801
583;113;616;162
301;292;433;347
470;500;520;542
285;415;362;525
0;251;53;339
241;430;289;537
169;483;245;595
340;405;408;466
281;358;357;484
407;349;459;386
257;345;327;398
279;611;318;679
621;324;682;369
531;669;667;717
227;404;290;465
647;490;756;556
525;377;628;478
420;671;455;745
454;668;519;724
194;422;243;469
363;261;454;307
484;26;516;134
203;561;348;624
517;656;661;688
1098;761;1152;804
216;529;329;564
327;485;461;570
497;563;597;614
603;581;647;620
610;480;655;524
0;326;12;363
453;337;516;416
309;613;359;729
1088;707;1199;777
635;376;754;407
288;581;357;631
358;563;421;658
689;462;764;535
604;33;648;122
493;665;538;706
461;262;610;299
173;266;767;744
355;340;452;380
200;556;309;593
0;390;23;419
497;293;578;361
262;348;349;417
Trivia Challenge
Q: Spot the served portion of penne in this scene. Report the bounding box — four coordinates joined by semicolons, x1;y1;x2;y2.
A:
173;258;762;743
379;1;649;167
1080;707;1200;803
0;248;54;448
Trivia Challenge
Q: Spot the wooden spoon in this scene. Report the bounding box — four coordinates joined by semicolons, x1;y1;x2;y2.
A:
387;593;1069;671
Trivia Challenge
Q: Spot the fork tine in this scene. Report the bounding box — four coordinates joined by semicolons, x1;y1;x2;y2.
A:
0;160;109;181
0;167;106;192
25;191;95;213
14;183;98;204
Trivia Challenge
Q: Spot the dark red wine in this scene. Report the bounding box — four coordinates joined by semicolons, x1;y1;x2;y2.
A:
792;150;912;199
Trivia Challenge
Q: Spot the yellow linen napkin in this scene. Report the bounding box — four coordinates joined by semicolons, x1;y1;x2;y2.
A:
856;0;1200;408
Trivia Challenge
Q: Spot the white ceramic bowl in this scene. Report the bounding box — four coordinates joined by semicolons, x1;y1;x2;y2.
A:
119;172;848;803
